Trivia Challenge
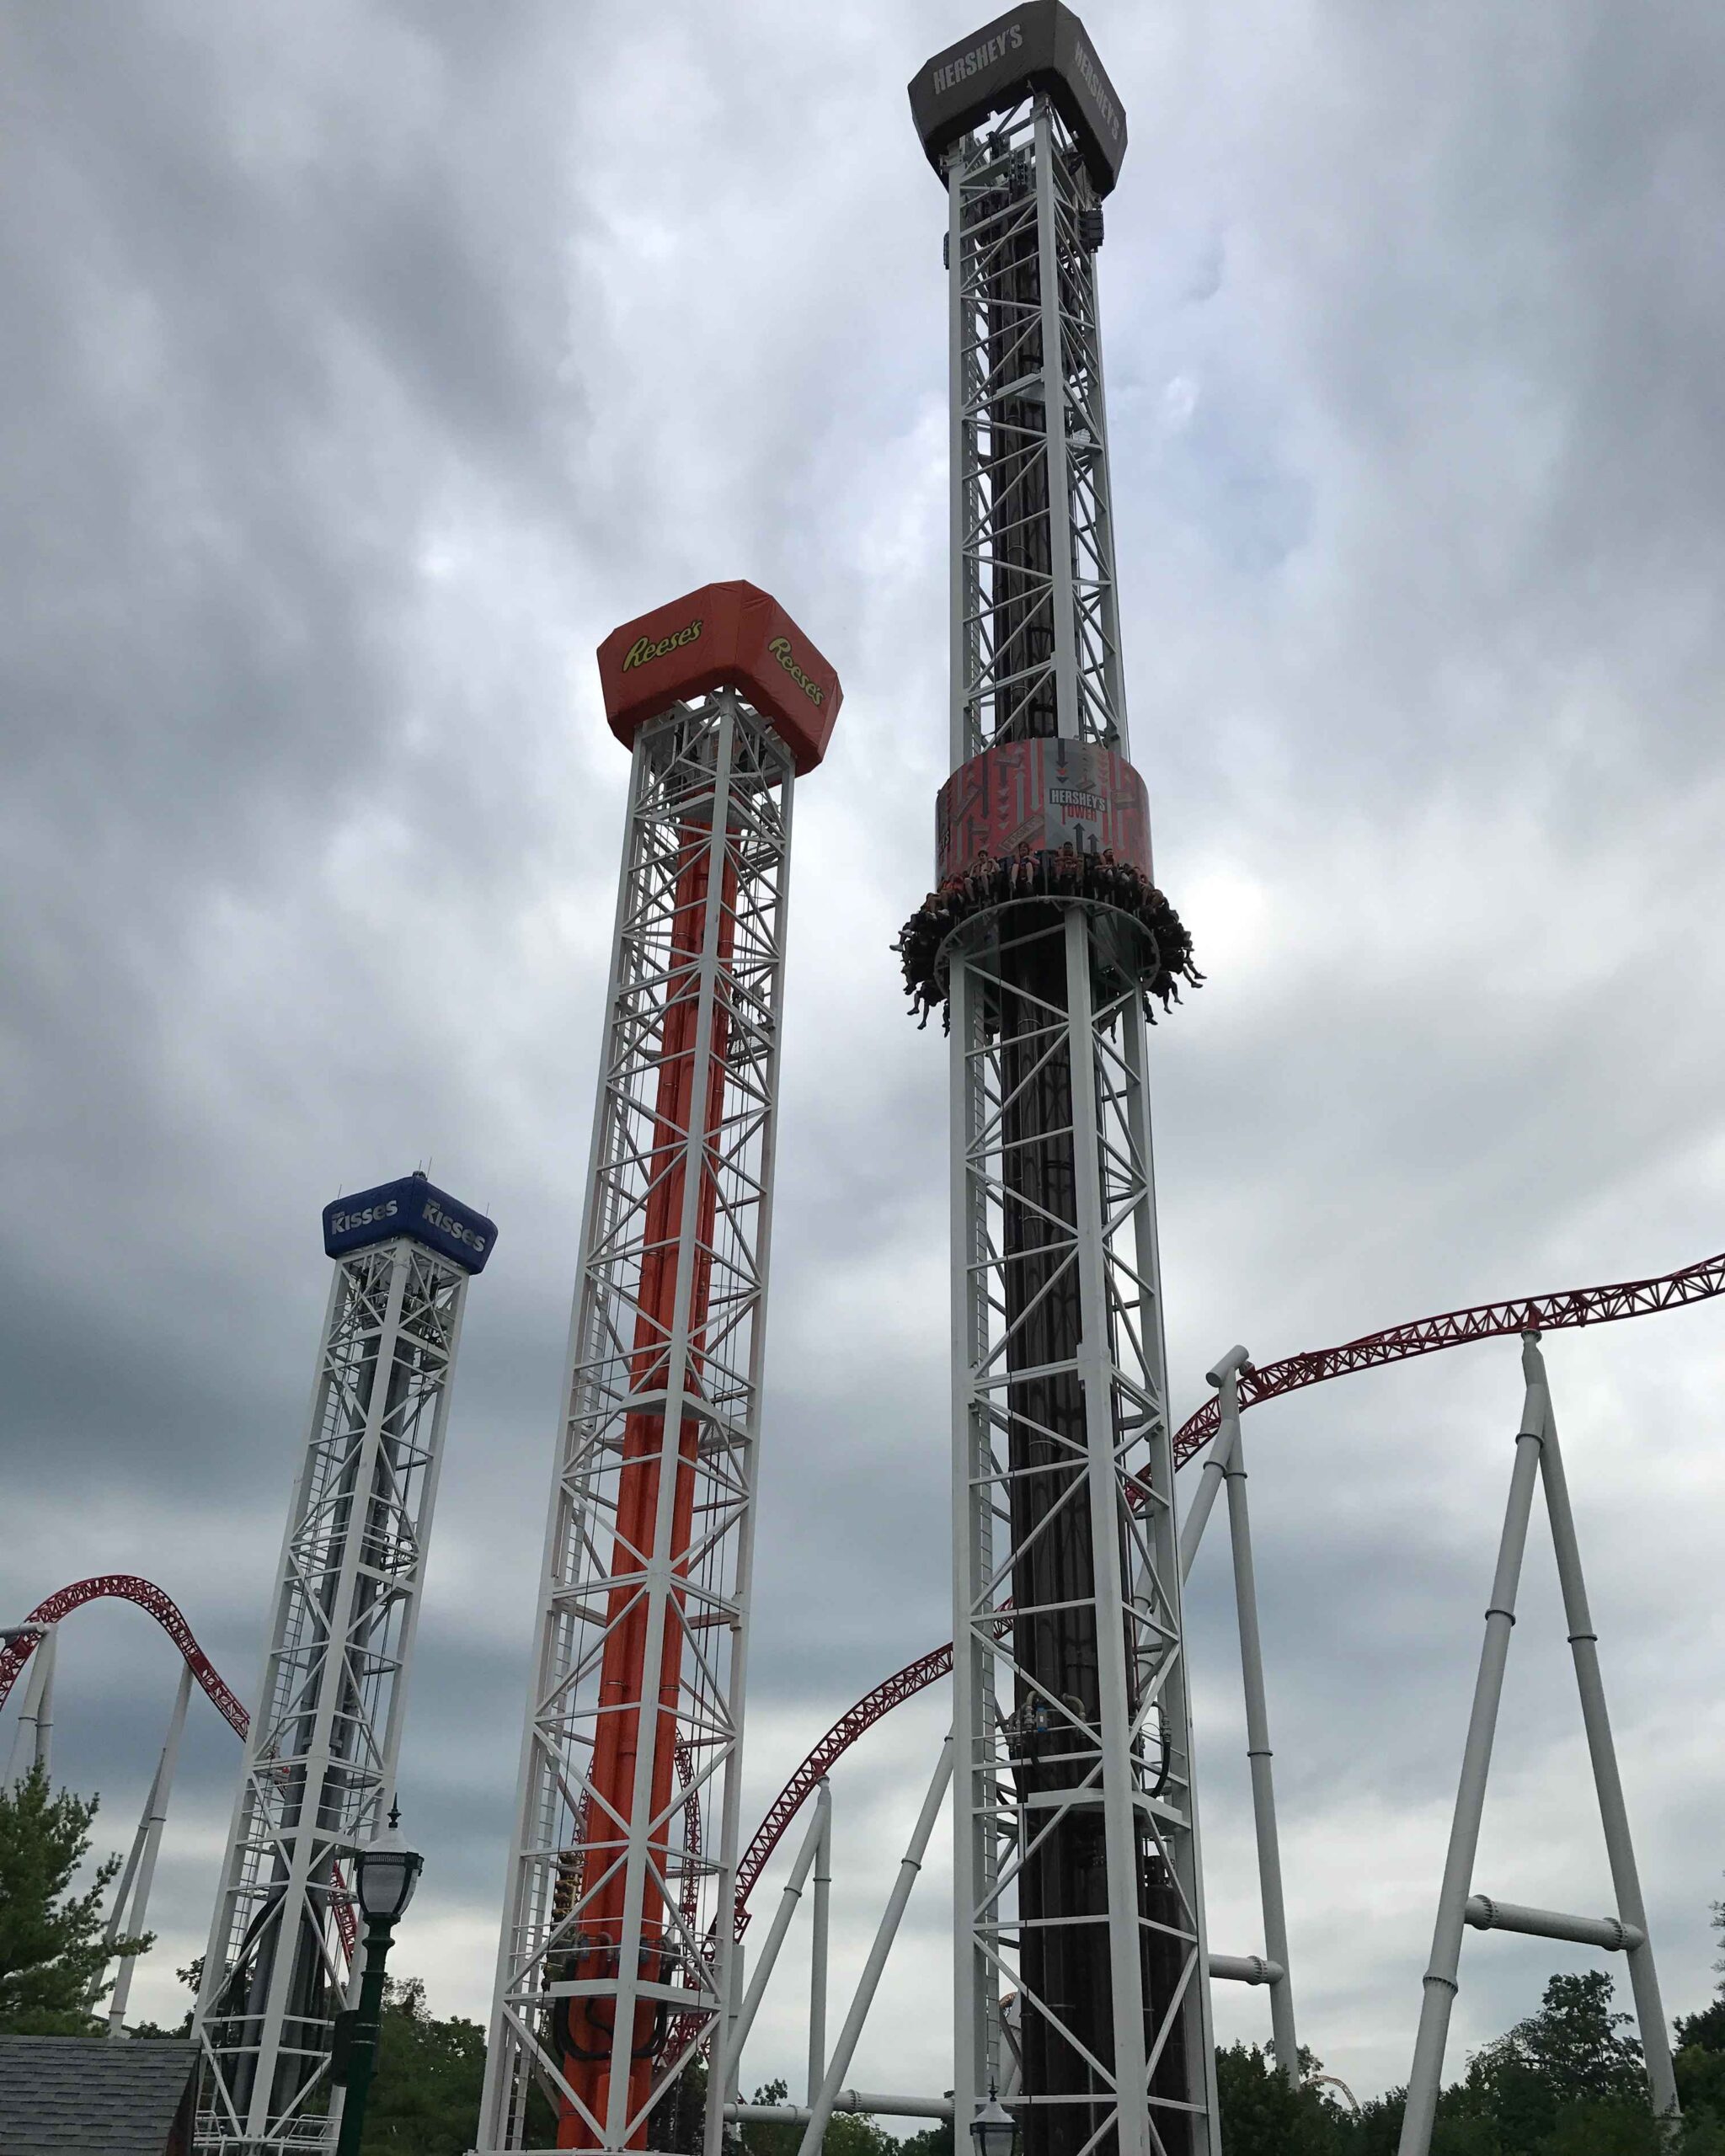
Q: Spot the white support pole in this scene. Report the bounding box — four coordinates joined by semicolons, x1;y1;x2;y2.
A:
727;1943;747;2111
795;1737;953;2156
32;1626;56;1778
1212;1357;1300;2087
1180;1349;1248;1586
808;1778;832;2111
1465;1897;1644;1953
1397;1369;1548;2156
1523;1335;1680;2122
729;1781;829;2071
4;1629;53;1786
730;2092;953;2124
106;1661;194;2035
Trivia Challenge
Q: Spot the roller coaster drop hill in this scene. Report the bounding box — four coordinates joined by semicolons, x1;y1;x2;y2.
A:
6;1240;1721;1956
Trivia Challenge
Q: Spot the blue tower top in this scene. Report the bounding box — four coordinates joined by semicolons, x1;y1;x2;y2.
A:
323;1171;497;1275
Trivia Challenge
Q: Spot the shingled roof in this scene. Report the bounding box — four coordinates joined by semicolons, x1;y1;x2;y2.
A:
0;2036;197;2155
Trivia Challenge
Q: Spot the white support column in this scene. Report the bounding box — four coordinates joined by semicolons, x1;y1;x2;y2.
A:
1399;1372;1546;2156
1210;1357;1300;2087
797;1737;953;2156
30;1625;55;1778
1067;914;1155;2153
1399;1336;1682;2153
808;1779;832;2111
728;1781;828;2072
1522;1336;1680;2122
106;1662;193;2035
1178;1361;1245;1586
4;1626;55;1785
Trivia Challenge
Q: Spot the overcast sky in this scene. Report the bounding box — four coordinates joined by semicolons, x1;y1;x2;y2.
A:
4;0;1725;2115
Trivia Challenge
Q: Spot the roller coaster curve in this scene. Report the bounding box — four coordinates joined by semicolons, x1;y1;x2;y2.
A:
733;1245;1725;1928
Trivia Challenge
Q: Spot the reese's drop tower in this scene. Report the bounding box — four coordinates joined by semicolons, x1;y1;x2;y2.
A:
481;585;841;2153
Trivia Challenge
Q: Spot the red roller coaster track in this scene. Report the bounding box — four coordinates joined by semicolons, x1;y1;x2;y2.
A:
9;1250;1721;1971
0;1573;704;1970
0;1574;246;1734
0;1575;357;1951
734;1245;1725;1927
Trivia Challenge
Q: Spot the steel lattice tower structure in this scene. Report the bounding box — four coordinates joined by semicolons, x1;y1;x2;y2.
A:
905;12;1220;2156
479;584;841;2155
195;1174;494;2153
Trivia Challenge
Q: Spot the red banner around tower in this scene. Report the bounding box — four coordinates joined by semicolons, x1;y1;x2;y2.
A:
596;580;842;776
936;737;1151;880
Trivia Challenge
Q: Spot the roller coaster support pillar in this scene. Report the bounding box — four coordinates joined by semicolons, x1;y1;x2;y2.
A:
106;1661;193;2035
795;1736;953;2156
1178;1349;1248;1582
730;1781;829;2073
808;1778;831;2112
1210;1354;1300;2088
1400;1367;1546;2156
1399;1337;1678;2155
1525;1337;1678;2124
6;1624;56;1784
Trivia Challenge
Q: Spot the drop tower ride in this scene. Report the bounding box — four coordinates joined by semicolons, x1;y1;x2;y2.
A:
481;585;841;2153
904;12;1219;2155
195;1173;494;2152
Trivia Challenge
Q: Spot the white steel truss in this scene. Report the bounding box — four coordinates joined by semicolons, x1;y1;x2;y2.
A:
944;92;1218;2156
480;691;793;2155
195;1237;472;2151
948;96;1126;766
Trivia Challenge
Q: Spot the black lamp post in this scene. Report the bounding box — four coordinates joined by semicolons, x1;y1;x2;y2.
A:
969;2089;1017;2156
334;1804;423;2156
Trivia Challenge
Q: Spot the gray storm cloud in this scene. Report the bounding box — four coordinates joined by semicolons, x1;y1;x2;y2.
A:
3;0;1722;2105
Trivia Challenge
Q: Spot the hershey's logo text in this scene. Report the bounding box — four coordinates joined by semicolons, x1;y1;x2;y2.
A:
931;22;1023;95
1071;39;1122;142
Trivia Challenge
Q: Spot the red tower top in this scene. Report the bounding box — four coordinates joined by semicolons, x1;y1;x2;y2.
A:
596;580;842;775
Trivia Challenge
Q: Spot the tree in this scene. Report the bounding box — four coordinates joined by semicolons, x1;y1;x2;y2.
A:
1216;2041;1351;2155
1441;1969;1646;2153
355;1975;488;2155
1676;1883;1725;2126
737;2078;898;2156
897;2121;953;2156
0;1764;149;2035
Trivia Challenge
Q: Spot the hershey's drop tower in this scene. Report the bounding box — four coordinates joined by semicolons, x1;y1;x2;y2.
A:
906;11;1219;2154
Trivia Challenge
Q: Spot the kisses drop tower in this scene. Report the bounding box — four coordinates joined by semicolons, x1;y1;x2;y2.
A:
903;10;1219;2155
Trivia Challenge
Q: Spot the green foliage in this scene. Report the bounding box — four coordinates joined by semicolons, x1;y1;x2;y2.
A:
738;2078;900;2156
1216;2041;1351;2153
0;1764;149;2035
1675;1885;1725;2131
356;1975;488;2155
897;2121;954;2156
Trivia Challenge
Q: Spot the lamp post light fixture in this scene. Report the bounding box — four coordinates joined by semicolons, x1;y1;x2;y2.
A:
333;1804;423;2156
969;2090;1017;2156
